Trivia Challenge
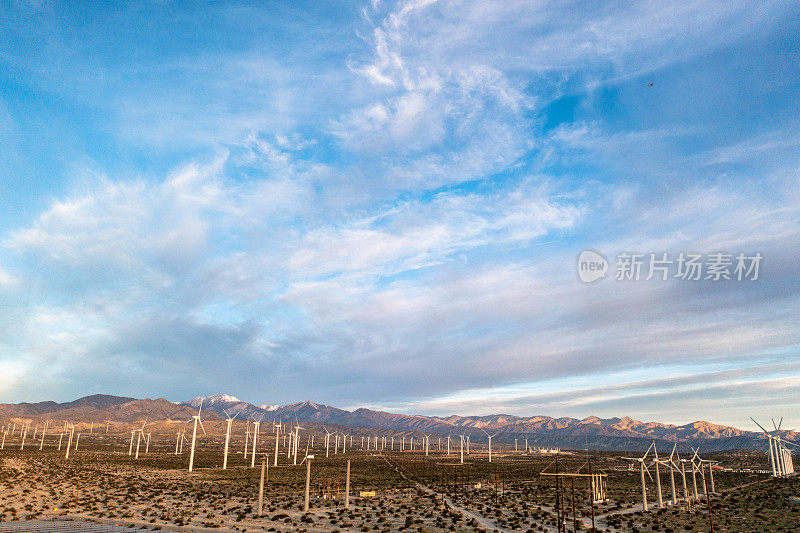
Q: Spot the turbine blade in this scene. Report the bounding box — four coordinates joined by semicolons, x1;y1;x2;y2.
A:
199;419;206;436
642;441;654;460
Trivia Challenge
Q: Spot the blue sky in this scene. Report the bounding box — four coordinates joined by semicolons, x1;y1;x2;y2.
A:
1;1;799;430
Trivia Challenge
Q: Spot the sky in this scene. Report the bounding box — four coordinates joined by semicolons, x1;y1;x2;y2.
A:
1;0;798;430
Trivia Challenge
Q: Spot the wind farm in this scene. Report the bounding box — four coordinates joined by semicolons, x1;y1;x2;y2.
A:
0;394;797;532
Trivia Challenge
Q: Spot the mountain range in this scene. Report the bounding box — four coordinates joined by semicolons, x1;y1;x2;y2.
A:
1;393;795;452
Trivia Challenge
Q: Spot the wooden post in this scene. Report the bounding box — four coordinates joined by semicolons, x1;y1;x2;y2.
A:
304;456;312;512
555;454;562;533
588;458;595;531
345;459;351;509
258;457;266;517
571;477;576;533
703;474;714;533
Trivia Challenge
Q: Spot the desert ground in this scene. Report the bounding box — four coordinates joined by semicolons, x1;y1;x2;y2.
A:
0;426;798;532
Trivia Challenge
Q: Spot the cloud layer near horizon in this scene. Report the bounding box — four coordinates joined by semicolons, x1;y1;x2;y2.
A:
0;0;798;429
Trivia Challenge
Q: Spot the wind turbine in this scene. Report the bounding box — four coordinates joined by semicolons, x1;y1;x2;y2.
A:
64;422;75;460
188;399;207;472
39;420;48;451
135;418;148;459
482;430;498;462
665;444;679;505
752;417;797;477
273;420;281;467
459;434;465;464
623;442;654;511
129;427;136;456
222;409;239;469
293;419;304;465
251;416;263;468
324;428;333;457
651;442;664;508
689;448;701;499
244;421;251;460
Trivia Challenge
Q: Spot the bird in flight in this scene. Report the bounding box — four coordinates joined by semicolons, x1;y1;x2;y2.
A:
648;82;654;86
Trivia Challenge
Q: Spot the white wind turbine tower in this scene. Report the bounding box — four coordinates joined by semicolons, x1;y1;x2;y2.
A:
648;442;664;508
689;448;702;499
273;421;281;467
188;398;207;472
244;421;251;460
128;427;136;455
663;444;680;506
222;409;239;470
751;417;797;477
483;430;498;462
39;420;48;451
459;434;465;464
623;442;655;511
342;432;348;453
324;428;333;457
20;422;27;450
135;418;148;459
64;422;75;460
251;416;263;468
293;420;304;465
424;434;431;456
447;433;451;456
